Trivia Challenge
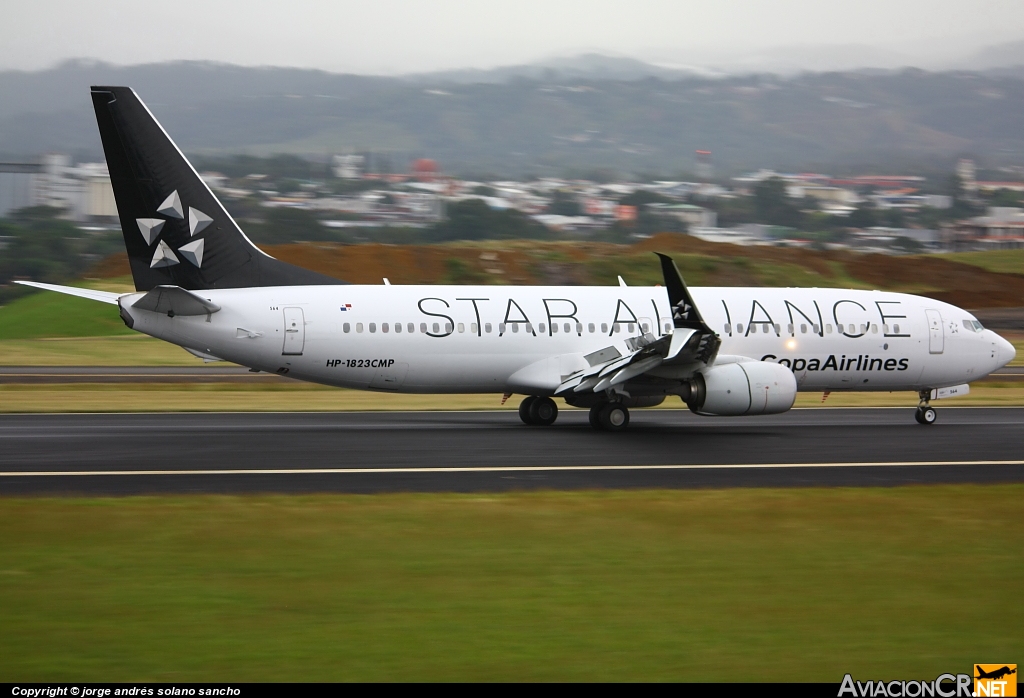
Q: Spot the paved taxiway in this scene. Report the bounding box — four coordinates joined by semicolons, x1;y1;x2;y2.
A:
1;407;1023;494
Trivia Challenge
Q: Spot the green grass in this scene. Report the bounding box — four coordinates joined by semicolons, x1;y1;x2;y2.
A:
0;290;131;339
946;249;1024;276
0;487;1020;681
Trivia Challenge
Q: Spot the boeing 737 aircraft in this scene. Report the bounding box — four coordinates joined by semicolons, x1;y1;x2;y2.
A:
19;87;1017;429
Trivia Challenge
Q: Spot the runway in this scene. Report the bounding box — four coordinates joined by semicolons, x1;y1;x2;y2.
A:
1;407;1023;494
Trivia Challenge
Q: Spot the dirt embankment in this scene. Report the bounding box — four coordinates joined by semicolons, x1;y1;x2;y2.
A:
87;233;1024;310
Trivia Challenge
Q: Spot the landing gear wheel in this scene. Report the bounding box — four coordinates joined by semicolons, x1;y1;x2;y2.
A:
589;405;603;430
599;403;630;432
519;396;538;425
915;406;937;425
529;396;558;426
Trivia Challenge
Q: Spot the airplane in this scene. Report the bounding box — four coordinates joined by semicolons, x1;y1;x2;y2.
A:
17;86;1017;430
975;666;1016;681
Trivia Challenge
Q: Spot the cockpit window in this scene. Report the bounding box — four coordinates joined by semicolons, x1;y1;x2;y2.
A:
963;319;985;333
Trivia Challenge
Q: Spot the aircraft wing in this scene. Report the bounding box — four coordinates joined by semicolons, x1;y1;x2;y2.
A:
13;280;121;305
554;254;721;396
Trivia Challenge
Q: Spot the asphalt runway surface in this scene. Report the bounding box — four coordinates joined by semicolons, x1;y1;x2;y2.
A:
1;407;1023;495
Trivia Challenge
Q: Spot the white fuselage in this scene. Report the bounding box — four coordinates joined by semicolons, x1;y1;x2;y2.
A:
121;284;1015;395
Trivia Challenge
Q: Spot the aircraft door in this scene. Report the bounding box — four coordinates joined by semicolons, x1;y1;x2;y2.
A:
282;307;305;355
925;309;943;354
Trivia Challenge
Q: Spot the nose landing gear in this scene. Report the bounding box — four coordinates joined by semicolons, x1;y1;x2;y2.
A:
915;390;937;425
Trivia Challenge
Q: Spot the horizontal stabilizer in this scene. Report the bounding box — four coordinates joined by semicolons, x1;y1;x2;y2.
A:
131;285;221;316
13;281;121;305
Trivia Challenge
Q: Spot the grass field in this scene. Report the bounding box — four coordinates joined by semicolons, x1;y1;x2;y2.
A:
0;486;1019;681
3;381;1024;412
947;249;1024;276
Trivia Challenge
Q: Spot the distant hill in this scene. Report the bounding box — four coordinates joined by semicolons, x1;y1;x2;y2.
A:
1;58;1023;175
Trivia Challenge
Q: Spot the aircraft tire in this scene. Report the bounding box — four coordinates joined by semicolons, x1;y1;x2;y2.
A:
599;403;630;432
529;396;558;426
589;405;604;430
519;396;538;425
915;406;937;425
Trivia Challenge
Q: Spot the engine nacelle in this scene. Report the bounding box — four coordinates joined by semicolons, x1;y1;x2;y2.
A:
685;361;797;416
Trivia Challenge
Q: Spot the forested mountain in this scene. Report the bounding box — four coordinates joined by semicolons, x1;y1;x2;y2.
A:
1;58;1023;175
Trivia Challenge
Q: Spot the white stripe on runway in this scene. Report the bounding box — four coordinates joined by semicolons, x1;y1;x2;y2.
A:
2;460;1023;477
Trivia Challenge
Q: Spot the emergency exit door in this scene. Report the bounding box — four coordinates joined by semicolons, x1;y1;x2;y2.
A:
925;309;943;354
282;307;305;355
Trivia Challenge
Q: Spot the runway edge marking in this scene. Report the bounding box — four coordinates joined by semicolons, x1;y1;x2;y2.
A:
3;460;1024;477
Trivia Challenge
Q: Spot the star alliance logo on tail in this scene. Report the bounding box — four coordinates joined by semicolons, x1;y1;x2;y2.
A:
136;189;212;269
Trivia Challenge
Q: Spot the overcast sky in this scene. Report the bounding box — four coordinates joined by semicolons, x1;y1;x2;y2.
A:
3;0;1024;74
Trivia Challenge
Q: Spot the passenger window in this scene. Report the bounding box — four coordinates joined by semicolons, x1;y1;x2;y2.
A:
882;324;888;334
628;323;635;333
576;323;583;334
445;323;453;334
420;323;427;333
382;323;389;333
861;324;867;334
774;324;780;334
565;322;572;334
369;323;376;333
871;324;878;334
551;323;558;334
526;323;534;333
432;322;439;334
589;323;596;333
894;324;900;334
642;323;649;332
343;323;351;333
394;322;401;333
836;324;844;333
814;324;821;334
471;323;478;334
613;324;620;334
787;323;794;334
800;323;807;334
601;323;608;333
737;324;744;333
664;323;671;333
457;323;464;333
498;323;505;334
408;323;414;333
750;324;757;334
512;324;519;333
725;323;731;334
356;323;364;333
486;323;492;333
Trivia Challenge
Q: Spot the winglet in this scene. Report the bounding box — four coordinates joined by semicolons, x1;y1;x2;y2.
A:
655;253;711;331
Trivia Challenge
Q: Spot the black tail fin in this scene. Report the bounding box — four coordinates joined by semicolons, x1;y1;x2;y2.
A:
91;86;340;291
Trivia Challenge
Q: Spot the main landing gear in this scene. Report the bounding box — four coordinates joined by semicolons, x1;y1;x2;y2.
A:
915;390;937;425
589;402;630;432
519;396;559;426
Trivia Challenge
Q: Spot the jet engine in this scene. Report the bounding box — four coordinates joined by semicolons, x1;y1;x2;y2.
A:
684;361;797;416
